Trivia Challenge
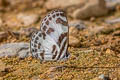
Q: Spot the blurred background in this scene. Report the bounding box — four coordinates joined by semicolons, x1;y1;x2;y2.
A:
0;0;120;79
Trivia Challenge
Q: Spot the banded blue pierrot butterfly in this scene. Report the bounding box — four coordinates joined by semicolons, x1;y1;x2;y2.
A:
30;9;70;61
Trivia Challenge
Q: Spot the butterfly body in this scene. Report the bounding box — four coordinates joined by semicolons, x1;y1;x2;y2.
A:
30;10;70;61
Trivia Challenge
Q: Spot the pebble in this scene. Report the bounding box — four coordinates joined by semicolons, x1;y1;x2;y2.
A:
0;43;31;58
17;13;39;26
69;20;86;30
0;18;2;27
105;17;120;24
98;74;110;80
72;0;108;19
105;0;120;10
92;74;110;80
45;0;85;9
69;36;80;47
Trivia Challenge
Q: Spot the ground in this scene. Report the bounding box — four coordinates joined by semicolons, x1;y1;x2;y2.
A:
0;0;120;80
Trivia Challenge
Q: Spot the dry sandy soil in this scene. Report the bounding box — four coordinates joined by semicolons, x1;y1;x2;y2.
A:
0;0;120;80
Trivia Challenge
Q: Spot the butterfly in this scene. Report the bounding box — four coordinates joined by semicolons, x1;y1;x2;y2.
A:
30;9;70;61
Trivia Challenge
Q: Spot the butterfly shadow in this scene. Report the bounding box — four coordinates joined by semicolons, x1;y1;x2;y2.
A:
60;65;119;70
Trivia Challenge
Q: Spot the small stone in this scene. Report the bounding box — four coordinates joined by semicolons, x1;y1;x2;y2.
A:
0;32;8;42
113;30;120;36
0;43;31;58
105;18;120;24
98;74;110;80
69;27;80;37
0;18;2;27
0;77;3;80
101;28;114;34
45;0;85;9
17;13;39;26
105;49;111;54
72;0;108;19
86;26;105;36
69;36;80;47
90;17;96;22
0;60;5;72
69;20;86;30
92;74;110;80
0;60;10;77
105;0;120;10
116;5;120;11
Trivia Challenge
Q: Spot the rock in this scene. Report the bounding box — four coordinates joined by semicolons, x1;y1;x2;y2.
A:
45;0;85;9
0;32;8;42
5;13;39;27
101;27;114;34
0;60;6;77
92;74;110;80
69;21;86;47
86;26;105;36
0;60;5;72
113;30;120;36
69;36;80;47
98;74;110;80
72;0;108;19
4;14;22;27
17;13;39;26
69;21;86;37
105;17;120;24
106;49;111;54
69;20;86;30
69;27;80;37
0;60;12;77
0;18;2;27
0;0;7;10
105;0;120;10
0;43;31;58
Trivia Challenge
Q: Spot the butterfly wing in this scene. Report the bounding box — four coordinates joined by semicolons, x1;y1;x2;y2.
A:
30;10;70;61
30;31;59;60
